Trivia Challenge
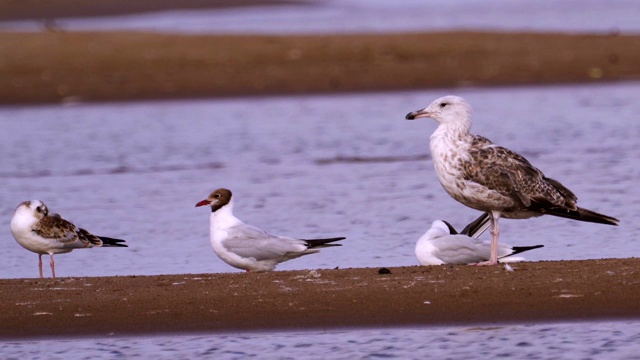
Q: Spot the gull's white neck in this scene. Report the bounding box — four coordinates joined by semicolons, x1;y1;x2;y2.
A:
429;119;473;197
431;115;471;138
210;200;242;230
430;120;472;159
10;207;37;235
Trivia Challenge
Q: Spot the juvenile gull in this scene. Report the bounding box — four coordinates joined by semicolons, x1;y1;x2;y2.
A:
405;95;619;265
196;188;345;272
10;200;128;279
416;212;544;265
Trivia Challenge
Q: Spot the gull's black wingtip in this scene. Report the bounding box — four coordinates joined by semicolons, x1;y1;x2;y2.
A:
510;244;544;256
545;207;620;226
441;221;458;235
98;236;129;247
302;237;346;248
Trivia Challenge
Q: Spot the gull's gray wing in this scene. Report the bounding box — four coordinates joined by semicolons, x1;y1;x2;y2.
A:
431;235;493;264
222;224;308;261
432;235;520;264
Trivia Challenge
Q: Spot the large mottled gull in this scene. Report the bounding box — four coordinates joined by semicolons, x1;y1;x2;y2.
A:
405;95;619;265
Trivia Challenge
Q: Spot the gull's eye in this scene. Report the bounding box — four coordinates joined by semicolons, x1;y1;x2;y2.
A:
440;102;448;108
214;194;220;199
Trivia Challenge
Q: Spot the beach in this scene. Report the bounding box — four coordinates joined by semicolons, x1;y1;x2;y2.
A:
0;31;639;105
2;258;639;339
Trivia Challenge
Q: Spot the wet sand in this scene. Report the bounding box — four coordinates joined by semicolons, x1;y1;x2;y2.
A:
1;258;639;339
1;30;639;105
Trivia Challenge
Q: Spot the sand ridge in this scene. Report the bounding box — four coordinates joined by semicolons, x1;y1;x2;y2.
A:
1;258;639;339
1;31;639;104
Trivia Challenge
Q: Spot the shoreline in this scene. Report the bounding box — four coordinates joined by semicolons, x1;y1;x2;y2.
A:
1;31;639;105
1;258;639;340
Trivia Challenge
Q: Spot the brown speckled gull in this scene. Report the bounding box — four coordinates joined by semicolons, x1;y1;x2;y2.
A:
405;95;619;265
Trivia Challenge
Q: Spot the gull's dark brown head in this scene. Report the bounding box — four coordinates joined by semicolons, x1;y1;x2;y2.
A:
195;188;233;212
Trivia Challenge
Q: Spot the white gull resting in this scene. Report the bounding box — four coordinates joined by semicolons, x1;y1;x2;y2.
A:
195;188;345;272
405;95;619;265
416;212;544;265
10;200;128;279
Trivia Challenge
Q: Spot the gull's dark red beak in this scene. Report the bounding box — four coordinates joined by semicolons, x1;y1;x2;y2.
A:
195;199;211;207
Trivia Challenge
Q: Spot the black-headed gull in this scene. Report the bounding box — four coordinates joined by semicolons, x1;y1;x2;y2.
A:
195;188;345;272
10;200;128;279
405;95;619;265
416;213;544;265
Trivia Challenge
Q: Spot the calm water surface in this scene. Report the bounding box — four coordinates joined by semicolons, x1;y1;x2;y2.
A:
0;82;638;279
2;321;640;359
1;0;638;34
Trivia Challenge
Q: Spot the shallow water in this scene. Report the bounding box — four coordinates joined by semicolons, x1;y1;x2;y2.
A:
1;0;639;34
0;82;638;279
2;320;640;359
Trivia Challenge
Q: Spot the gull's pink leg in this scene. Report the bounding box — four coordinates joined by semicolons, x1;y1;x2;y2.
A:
38;254;44;279
474;211;501;266
488;213;500;264
50;255;56;279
